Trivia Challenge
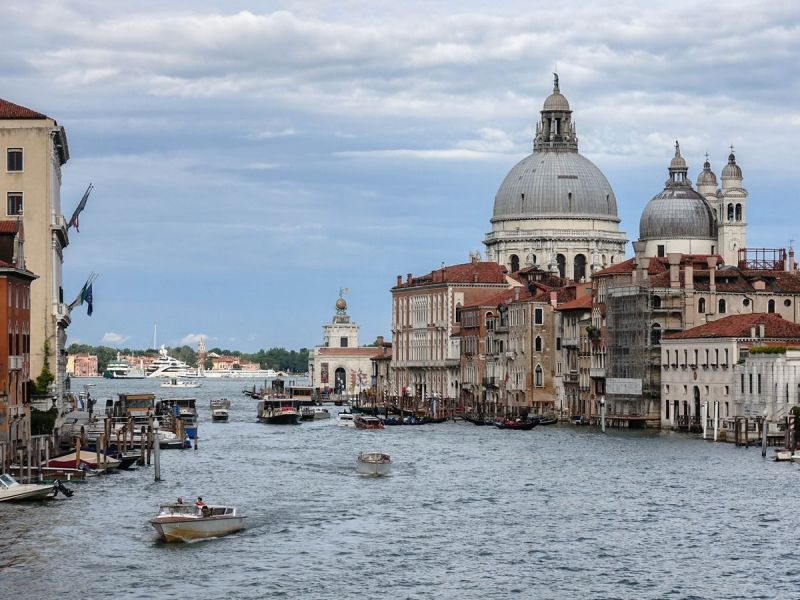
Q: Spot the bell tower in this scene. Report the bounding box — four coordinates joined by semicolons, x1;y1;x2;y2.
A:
718;148;747;265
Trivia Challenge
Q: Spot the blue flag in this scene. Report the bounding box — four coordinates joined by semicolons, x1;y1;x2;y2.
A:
84;283;93;316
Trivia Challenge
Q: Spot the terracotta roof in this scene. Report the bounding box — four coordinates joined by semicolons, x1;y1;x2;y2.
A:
663;313;800;340
556;294;593;311
394;261;507;288
317;347;379;357
0;220;21;234
0;98;48;120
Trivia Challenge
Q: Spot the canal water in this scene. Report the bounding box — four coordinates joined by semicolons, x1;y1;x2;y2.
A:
1;378;798;599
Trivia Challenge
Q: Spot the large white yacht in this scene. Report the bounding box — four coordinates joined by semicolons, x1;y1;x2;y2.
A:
102;353;145;379
146;345;192;378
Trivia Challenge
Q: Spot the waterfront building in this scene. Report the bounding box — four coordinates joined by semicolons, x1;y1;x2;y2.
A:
391;257;514;408
0;98;71;405
484;75;627;279
67;353;98;377
308;294;376;395
661;313;800;429
369;336;392;400
555;289;593;419
0;220;36;447
639;142;748;266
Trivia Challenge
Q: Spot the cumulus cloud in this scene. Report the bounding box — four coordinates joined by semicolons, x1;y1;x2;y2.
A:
102;332;128;344
179;333;207;346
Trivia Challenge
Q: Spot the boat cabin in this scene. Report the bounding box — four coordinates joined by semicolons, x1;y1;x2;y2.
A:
107;393;156;418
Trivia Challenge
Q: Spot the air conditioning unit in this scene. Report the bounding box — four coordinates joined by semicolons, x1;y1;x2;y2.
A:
8;355;23;371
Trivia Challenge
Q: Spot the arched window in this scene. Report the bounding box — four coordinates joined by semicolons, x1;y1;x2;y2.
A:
768;299;775;313
735;204;742;221
574;254;587;281
557;254;566;279
727;203;734;221
610;256;615;264
652;295;662;309
534;364;543;387
534;336;542;352
698;297;706;313
718;299;727;314
509;254;520;273
651;323;662;345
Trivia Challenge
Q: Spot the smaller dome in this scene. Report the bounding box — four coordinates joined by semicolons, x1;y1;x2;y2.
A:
696;158;717;187
669;141;687;171
721;152;742;179
543;91;570;112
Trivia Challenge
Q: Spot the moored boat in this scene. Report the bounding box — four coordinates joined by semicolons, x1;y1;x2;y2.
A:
47;450;122;470
0;473;55;502
149;502;246;542
354;415;384;430
495;418;538;430
538;416;558;426
356;452;391;476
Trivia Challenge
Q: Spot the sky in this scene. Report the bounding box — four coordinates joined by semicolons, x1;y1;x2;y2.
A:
3;0;800;352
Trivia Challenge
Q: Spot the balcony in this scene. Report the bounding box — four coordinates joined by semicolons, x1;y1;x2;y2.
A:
482;376;498;388
564;372;579;383
505;351;516;360
8;355;23;371
52;214;69;247
589;367;606;378
563;337;578;347
55;303;71;326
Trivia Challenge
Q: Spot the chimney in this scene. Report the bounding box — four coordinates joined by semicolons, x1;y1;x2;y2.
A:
514;287;520;301
397;275;402;287
473;273;478;283
750;326;756;339
640;257;650;281
790;248;796;274
550;291;557;308
707;256;717;292
632;241;647;282
407;273;413;284
685;263;694;290
758;323;765;338
377;335;384;347
442;267;447;282
668;253;682;289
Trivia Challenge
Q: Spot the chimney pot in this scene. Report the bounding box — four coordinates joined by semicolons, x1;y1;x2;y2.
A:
407;273;413;284
397;275;402;287
759;323;765;338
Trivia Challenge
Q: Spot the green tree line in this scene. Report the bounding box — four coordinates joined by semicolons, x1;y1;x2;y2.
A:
67;344;309;374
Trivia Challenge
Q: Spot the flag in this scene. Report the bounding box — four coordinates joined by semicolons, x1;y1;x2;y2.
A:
67;183;93;232
85;284;93;316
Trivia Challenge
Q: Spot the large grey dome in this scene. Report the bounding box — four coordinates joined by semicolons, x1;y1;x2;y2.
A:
492;151;619;221
639;187;717;240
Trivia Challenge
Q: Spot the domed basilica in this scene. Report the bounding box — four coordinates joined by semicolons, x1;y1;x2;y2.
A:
484;75;628;280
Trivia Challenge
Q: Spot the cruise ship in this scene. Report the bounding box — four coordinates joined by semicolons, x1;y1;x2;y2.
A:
102;353;146;379
146;346;193;378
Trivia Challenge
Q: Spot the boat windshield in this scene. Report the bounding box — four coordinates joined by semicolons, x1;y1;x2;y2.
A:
159;504;199;516
0;473;17;488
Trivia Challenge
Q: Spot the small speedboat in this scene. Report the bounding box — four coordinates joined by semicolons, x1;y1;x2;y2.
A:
150;502;246;542
357;452;391;476
211;399;230;423
0;473;55;502
337;412;356;427
775;449;794;462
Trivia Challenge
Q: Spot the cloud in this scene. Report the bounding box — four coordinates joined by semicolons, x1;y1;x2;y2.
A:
252;127;296;140
179;333;207;346
102;332;128;344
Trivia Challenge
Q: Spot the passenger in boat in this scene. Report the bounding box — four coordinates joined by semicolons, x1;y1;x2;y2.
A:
195;496;205;507
176;497;184;505
201;505;211;518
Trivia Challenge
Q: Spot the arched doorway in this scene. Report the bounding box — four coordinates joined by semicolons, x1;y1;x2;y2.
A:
557;254;566;278
510;254;520;273
334;368;347;394
693;386;700;425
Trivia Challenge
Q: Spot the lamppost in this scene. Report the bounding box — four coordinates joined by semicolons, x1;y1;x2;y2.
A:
153;418;161;481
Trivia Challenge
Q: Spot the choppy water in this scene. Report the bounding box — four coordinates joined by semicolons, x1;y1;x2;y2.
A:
2;378;799;599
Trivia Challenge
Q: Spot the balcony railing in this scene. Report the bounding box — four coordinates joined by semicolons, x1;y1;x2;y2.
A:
52;214;69;247
589;367;606;378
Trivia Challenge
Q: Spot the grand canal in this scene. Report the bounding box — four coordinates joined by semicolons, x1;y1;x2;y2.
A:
1;378;798;599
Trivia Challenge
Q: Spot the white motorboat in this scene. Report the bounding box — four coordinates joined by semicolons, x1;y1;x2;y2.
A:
147;346;193;378
357;452;391;476
775;449;797;462
337;412;356;427
161;377;201;389
0;473;55;502
150;502;246;542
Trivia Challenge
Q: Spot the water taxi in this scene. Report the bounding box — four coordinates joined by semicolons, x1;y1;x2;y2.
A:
150;502;246;542
356;452;391;476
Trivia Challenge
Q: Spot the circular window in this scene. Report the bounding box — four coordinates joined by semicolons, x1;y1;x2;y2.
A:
785;299;792;307
743;298;750;307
